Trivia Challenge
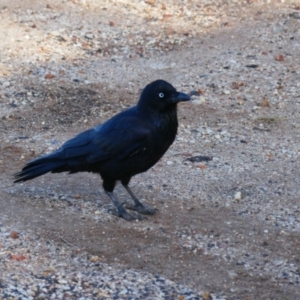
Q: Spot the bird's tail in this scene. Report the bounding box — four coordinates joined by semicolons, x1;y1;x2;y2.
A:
14;154;66;183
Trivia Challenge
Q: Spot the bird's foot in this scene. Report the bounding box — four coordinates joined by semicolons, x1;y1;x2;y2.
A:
126;202;157;215
108;206;145;221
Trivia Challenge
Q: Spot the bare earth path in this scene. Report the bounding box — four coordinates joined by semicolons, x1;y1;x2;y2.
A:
0;1;300;299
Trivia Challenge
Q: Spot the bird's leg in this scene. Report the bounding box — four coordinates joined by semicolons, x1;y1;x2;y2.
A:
105;191;143;221
122;184;156;215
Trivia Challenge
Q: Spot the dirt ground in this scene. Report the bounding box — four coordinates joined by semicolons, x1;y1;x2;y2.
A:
1;0;300;299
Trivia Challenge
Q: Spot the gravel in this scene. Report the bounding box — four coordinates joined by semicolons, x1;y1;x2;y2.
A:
1;224;218;300
1;0;300;299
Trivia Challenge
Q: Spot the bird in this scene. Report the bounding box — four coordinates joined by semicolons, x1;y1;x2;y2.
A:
14;80;191;221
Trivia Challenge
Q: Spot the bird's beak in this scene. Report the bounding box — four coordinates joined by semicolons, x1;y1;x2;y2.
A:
173;92;191;103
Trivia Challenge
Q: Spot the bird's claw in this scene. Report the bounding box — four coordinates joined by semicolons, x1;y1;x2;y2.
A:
108;207;145;221
126;202;157;215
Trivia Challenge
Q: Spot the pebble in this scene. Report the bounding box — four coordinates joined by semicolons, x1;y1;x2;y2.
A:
85;33;94;40
192;99;203;105
234;191;242;200
50;30;60;36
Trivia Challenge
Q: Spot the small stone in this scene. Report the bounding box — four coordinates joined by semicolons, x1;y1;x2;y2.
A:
58;279;68;284
145;0;156;5
3;81;10;87
166;161;173;165
228;270;238;279
260;98;270;107
90;255;101;262
192;99;203;105
290;12;300;19
36;293;46;300
206;128;214;135
198;96;206;104
45;74;55;79
234;191;242;200
202;292;212;300
10;231;19;239
85;33;94;40
50;30;60;36
279;230;288;235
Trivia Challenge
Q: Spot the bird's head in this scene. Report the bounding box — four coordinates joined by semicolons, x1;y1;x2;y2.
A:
137;80;190;111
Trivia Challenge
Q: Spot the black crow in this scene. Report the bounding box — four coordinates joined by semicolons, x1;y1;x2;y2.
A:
14;80;191;220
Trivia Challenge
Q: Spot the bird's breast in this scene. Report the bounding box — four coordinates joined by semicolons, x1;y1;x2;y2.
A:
155;108;177;132
151;109;178;150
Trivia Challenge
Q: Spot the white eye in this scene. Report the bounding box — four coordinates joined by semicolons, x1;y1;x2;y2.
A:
159;92;164;98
